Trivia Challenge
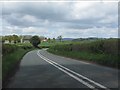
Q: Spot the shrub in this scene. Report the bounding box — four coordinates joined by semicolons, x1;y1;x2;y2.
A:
2;44;18;55
72;39;118;55
103;39;118;55
48;38;119;68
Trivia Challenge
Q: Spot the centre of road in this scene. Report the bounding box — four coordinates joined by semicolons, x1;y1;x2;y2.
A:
37;50;109;90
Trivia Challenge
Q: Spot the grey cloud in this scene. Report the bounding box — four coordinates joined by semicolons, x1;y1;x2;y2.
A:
2;2;118;38
2;2;70;28
2;2;68;21
2;2;117;29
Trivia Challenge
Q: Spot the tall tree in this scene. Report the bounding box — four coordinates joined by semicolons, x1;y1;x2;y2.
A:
8;36;13;43
12;35;19;43
57;35;62;42
30;36;41;48
48;38;51;43
53;38;56;43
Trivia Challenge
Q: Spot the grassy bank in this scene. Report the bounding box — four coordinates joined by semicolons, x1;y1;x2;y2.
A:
48;39;119;69
2;44;35;86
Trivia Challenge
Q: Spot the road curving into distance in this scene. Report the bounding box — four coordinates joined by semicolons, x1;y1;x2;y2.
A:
6;49;119;89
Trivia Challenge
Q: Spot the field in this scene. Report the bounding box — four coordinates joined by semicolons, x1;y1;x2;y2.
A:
40;41;72;47
47;39;119;69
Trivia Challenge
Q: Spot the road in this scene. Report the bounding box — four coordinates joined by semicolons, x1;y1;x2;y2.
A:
7;49;119;89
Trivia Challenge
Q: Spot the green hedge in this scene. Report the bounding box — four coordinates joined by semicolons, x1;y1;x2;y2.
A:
2;44;34;56
2;44;18;55
50;39;119;55
2;44;35;87
48;39;119;68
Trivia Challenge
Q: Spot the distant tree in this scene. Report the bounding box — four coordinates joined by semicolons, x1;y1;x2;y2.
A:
57;35;62;42
8;36;13;43
3;35;21;44
52;38;56;43
4;35;12;43
30;36;41;48
48;38;51;43
12;35;20;44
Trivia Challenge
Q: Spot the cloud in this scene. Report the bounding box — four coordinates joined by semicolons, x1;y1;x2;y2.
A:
22;27;49;35
22;15;38;23
2;1;118;38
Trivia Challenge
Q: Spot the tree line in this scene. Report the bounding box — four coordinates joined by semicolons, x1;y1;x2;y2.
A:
2;35;21;43
2;34;63;45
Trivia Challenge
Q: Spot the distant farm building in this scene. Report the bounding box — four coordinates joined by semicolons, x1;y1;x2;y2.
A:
21;35;32;43
41;38;47;42
39;36;47;42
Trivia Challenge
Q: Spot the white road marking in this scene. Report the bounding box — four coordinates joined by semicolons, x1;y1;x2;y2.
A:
37;50;109;89
37;51;95;89
40;52;107;88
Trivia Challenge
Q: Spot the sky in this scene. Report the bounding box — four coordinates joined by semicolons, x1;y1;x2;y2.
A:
0;0;118;38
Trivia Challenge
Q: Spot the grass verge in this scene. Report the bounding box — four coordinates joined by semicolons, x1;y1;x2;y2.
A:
47;49;119;69
2;47;35;87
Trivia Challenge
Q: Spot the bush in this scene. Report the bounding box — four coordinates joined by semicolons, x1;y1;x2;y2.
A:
103;39;118;55
2;44;34;56
89;40;105;53
71;39;118;55
2;44;18;55
48;39;119;68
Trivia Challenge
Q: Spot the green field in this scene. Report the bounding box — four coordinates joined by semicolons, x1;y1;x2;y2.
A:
40;41;72;47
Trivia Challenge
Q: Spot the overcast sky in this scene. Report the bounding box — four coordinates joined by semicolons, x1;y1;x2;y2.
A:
0;1;118;38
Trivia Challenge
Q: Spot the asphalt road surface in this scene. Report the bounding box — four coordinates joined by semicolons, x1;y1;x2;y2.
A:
7;49;119;89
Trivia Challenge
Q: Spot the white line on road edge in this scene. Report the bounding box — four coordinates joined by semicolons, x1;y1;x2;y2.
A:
39;51;107;89
37;51;95;89
37;50;109;90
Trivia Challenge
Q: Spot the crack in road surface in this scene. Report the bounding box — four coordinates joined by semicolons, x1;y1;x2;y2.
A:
37;50;110;90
